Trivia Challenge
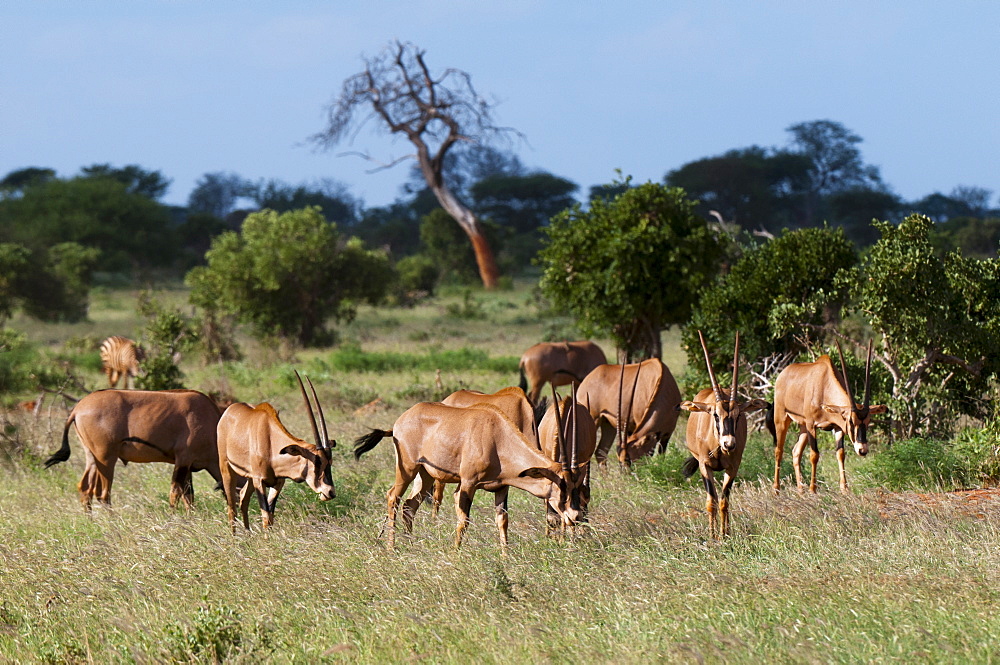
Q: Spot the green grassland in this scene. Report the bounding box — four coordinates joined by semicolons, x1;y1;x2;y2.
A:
1;285;999;663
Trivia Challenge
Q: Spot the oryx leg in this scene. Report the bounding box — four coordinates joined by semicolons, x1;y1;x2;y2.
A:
700;465;720;540
77;446;115;512
593;419;617;468
169;465;194;510
719;470;737;538
385;468;416;551
238;479;254;530
402;469;434;532
431;479;446;518
494;486;510;557
791;430;812;492
835;430;849;494
773;414;792;493
220;463;240;534
454;484;476;550
808;434;821;494
254;480;275;529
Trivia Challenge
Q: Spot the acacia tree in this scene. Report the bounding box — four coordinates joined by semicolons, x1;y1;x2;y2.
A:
538;180;725;360
311;41;517;289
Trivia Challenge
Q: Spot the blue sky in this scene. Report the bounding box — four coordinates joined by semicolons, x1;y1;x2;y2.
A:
2;2;998;209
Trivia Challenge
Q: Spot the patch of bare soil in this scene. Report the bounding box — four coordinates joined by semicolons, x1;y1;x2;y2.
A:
875;487;1000;519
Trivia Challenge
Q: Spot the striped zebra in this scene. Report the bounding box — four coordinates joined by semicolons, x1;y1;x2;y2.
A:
99;336;145;389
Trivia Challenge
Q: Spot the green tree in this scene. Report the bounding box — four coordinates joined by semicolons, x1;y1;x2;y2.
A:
186;207;392;346
18;243;101;323
0;243;31;325
847;214;1000;438
538;179;725;359
685;226;857;373
0;167;56;198
79;163;171;199
419;208;482;285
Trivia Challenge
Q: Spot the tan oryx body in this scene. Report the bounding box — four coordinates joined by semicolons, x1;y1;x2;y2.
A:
773;342;887;494
217;372;336;533
519;341;607;405
680;332;768;539
44;389;222;511
577;358;681;465
353;401;579;554
99;336;145;389
419;386;540;516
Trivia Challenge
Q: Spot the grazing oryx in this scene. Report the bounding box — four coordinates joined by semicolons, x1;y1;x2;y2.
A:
353;401;578;554
773;341;887;494
577;358;681;466
44;389;223;511
99;336;145;389
519;341;607;405
417;386;540;517
217;371;336;533
537;384;597;532
680;332;768;539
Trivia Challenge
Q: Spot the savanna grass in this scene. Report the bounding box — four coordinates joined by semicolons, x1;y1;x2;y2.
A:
1;284;998;663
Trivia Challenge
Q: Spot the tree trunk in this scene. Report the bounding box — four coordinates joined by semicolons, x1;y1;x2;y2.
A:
426;178;500;289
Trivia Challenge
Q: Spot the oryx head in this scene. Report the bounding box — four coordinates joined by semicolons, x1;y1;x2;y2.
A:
681;331;768;454
290;371;336;501
822;341;888;457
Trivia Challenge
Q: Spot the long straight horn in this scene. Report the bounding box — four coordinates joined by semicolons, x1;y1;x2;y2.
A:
730;331;741;405
835;340;853;401
306;376;331;450
616;360;627;455
863;339;873;408
570;381;579;472
698;330;722;401
551;384;567;470
294;370;323;449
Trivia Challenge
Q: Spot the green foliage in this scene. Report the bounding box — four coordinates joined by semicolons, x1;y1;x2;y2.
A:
932;216;1000;259
686;226;857;373
79;163;171;200
0;176;176;271
186;207;393;346
0;243;31;324
420;207;481;284
847;214;1000;436
0;330;37;394
538;178;726;359
856;424;1000;491
135;292;199;390
444;290;487;320
18;242;101;323
163;605;269;663
394;254;439;298
325;344;517;373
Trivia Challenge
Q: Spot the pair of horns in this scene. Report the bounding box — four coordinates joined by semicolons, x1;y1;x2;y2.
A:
615;360;642;461
294;370;332;451
835;339;874;409
551;382;580;472
698;330;740;404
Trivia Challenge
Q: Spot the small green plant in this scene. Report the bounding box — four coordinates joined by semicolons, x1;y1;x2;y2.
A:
164;605;248;663
135;292;198;390
445;290;487;320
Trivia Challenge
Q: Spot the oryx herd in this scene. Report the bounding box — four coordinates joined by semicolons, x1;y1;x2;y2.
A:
44;334;884;551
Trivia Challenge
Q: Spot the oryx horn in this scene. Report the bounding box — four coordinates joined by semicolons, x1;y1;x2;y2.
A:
863;339;873;408
294;370;324;450
570;381;579;472
551;384;568;471
698;330;723;401
730;331;741;405
835;340;854;404
307;375;333;449
616;359;627;454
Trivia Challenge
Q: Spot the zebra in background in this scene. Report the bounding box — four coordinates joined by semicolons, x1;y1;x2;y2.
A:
99;336;145;389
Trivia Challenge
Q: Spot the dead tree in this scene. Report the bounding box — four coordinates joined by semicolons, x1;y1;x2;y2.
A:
312;41;518;289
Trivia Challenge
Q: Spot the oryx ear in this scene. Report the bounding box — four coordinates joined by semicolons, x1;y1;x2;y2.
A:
743;399;769;414
519;467;560;483
820;404;849;416
279;444;307;457
868;404;888;415
679;401;712;413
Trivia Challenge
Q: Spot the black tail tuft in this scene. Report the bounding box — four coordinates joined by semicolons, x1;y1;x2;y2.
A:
765;401;777;445
353;429;391;461
44;419;74;468
518;366;528;394
681;456;699;478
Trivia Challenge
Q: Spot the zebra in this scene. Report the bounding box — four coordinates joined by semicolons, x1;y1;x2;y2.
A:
99;336;145;389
